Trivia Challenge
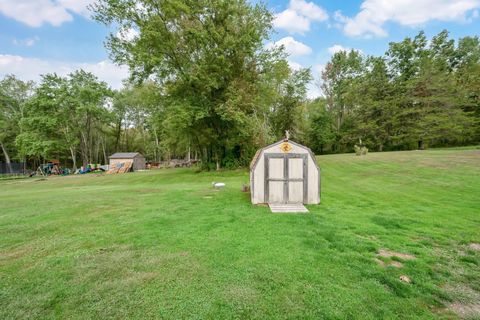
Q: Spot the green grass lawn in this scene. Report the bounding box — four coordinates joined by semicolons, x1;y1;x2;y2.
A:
1;149;479;319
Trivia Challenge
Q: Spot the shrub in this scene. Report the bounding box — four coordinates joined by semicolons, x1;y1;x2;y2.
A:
354;138;368;156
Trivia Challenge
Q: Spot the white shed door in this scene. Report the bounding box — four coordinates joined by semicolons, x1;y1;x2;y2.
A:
265;154;307;204
267;158;285;203
288;158;304;203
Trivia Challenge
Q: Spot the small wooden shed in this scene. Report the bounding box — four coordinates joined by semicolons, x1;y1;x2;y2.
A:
109;152;146;171
250;139;320;204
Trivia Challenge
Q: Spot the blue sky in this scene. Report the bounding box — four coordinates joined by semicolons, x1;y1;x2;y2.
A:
1;0;479;97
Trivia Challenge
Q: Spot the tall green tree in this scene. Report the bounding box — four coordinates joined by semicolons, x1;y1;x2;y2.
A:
306;98;335;154
17;71;111;168
270;66;312;141
321;50;364;151
0;75;35;172
92;0;280;168
112;82;164;161
354;56;396;151
455;35;480;142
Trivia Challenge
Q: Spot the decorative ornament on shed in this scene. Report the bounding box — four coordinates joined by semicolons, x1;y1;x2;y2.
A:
249;132;321;205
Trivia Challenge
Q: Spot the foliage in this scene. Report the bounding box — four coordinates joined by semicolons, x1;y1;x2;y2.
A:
318;30;479;154
91;0;310;168
1;25;478;168
0;75;34;170
16;71;111;167
270;66;312;140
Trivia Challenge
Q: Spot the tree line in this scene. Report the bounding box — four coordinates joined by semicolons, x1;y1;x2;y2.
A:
0;0;478;172
312;30;479;154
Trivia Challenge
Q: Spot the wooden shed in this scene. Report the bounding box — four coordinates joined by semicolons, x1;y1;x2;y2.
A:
250;139;320;205
109;152;146;171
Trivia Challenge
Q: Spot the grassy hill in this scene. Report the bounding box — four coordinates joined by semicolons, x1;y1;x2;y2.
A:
1;148;479;319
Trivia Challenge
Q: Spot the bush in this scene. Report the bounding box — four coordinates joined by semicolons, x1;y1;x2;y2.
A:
354;139;368;156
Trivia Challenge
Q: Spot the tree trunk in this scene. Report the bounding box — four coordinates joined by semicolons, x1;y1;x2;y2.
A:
418;140;424;150
124;122;129;151
102;137;107;165
69;147;77;171
115;121;122;152
153;128;160;162
94;139;100;164
85;114;91;165
0;141;13;173
80;131;89;167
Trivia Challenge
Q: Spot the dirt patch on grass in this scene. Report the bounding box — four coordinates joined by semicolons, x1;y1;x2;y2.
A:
448;302;480;319
468;243;480;251
378;249;415;260
443;284;480;319
374;258;403;268
378;249;416;260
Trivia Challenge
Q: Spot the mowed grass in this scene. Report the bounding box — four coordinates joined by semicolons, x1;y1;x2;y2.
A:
1;149;479;319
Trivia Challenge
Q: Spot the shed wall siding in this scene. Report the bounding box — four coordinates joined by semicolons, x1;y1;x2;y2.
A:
307;158;320;203
252;154;265;204
133;157;146;170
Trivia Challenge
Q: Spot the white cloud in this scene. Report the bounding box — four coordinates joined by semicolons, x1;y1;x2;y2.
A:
290;0;328;21
287;60;303;71
57;0;92;17
266;36;312;56
337;0;480;38
0;55;128;89
327;44;363;55
327;45;348;55
273;0;328;34
274;9;311;34
0;0;93;27
13;36;40;47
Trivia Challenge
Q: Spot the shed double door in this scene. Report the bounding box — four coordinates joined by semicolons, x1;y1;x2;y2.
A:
265;153;308;204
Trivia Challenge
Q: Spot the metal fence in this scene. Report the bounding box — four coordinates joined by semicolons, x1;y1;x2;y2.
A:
0;162;26;175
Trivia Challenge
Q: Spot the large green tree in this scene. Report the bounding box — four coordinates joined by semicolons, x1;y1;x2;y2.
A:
270;67;311;141
17;71;111;168
0;75;35;172
111;82;165;161
306;98;335;154
92;0;280;168
321;50;364;152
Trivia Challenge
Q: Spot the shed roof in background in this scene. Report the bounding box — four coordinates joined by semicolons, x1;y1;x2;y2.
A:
109;152;143;159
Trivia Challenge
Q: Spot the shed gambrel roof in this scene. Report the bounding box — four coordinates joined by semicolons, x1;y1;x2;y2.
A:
250;139;320;170
109;152;144;159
